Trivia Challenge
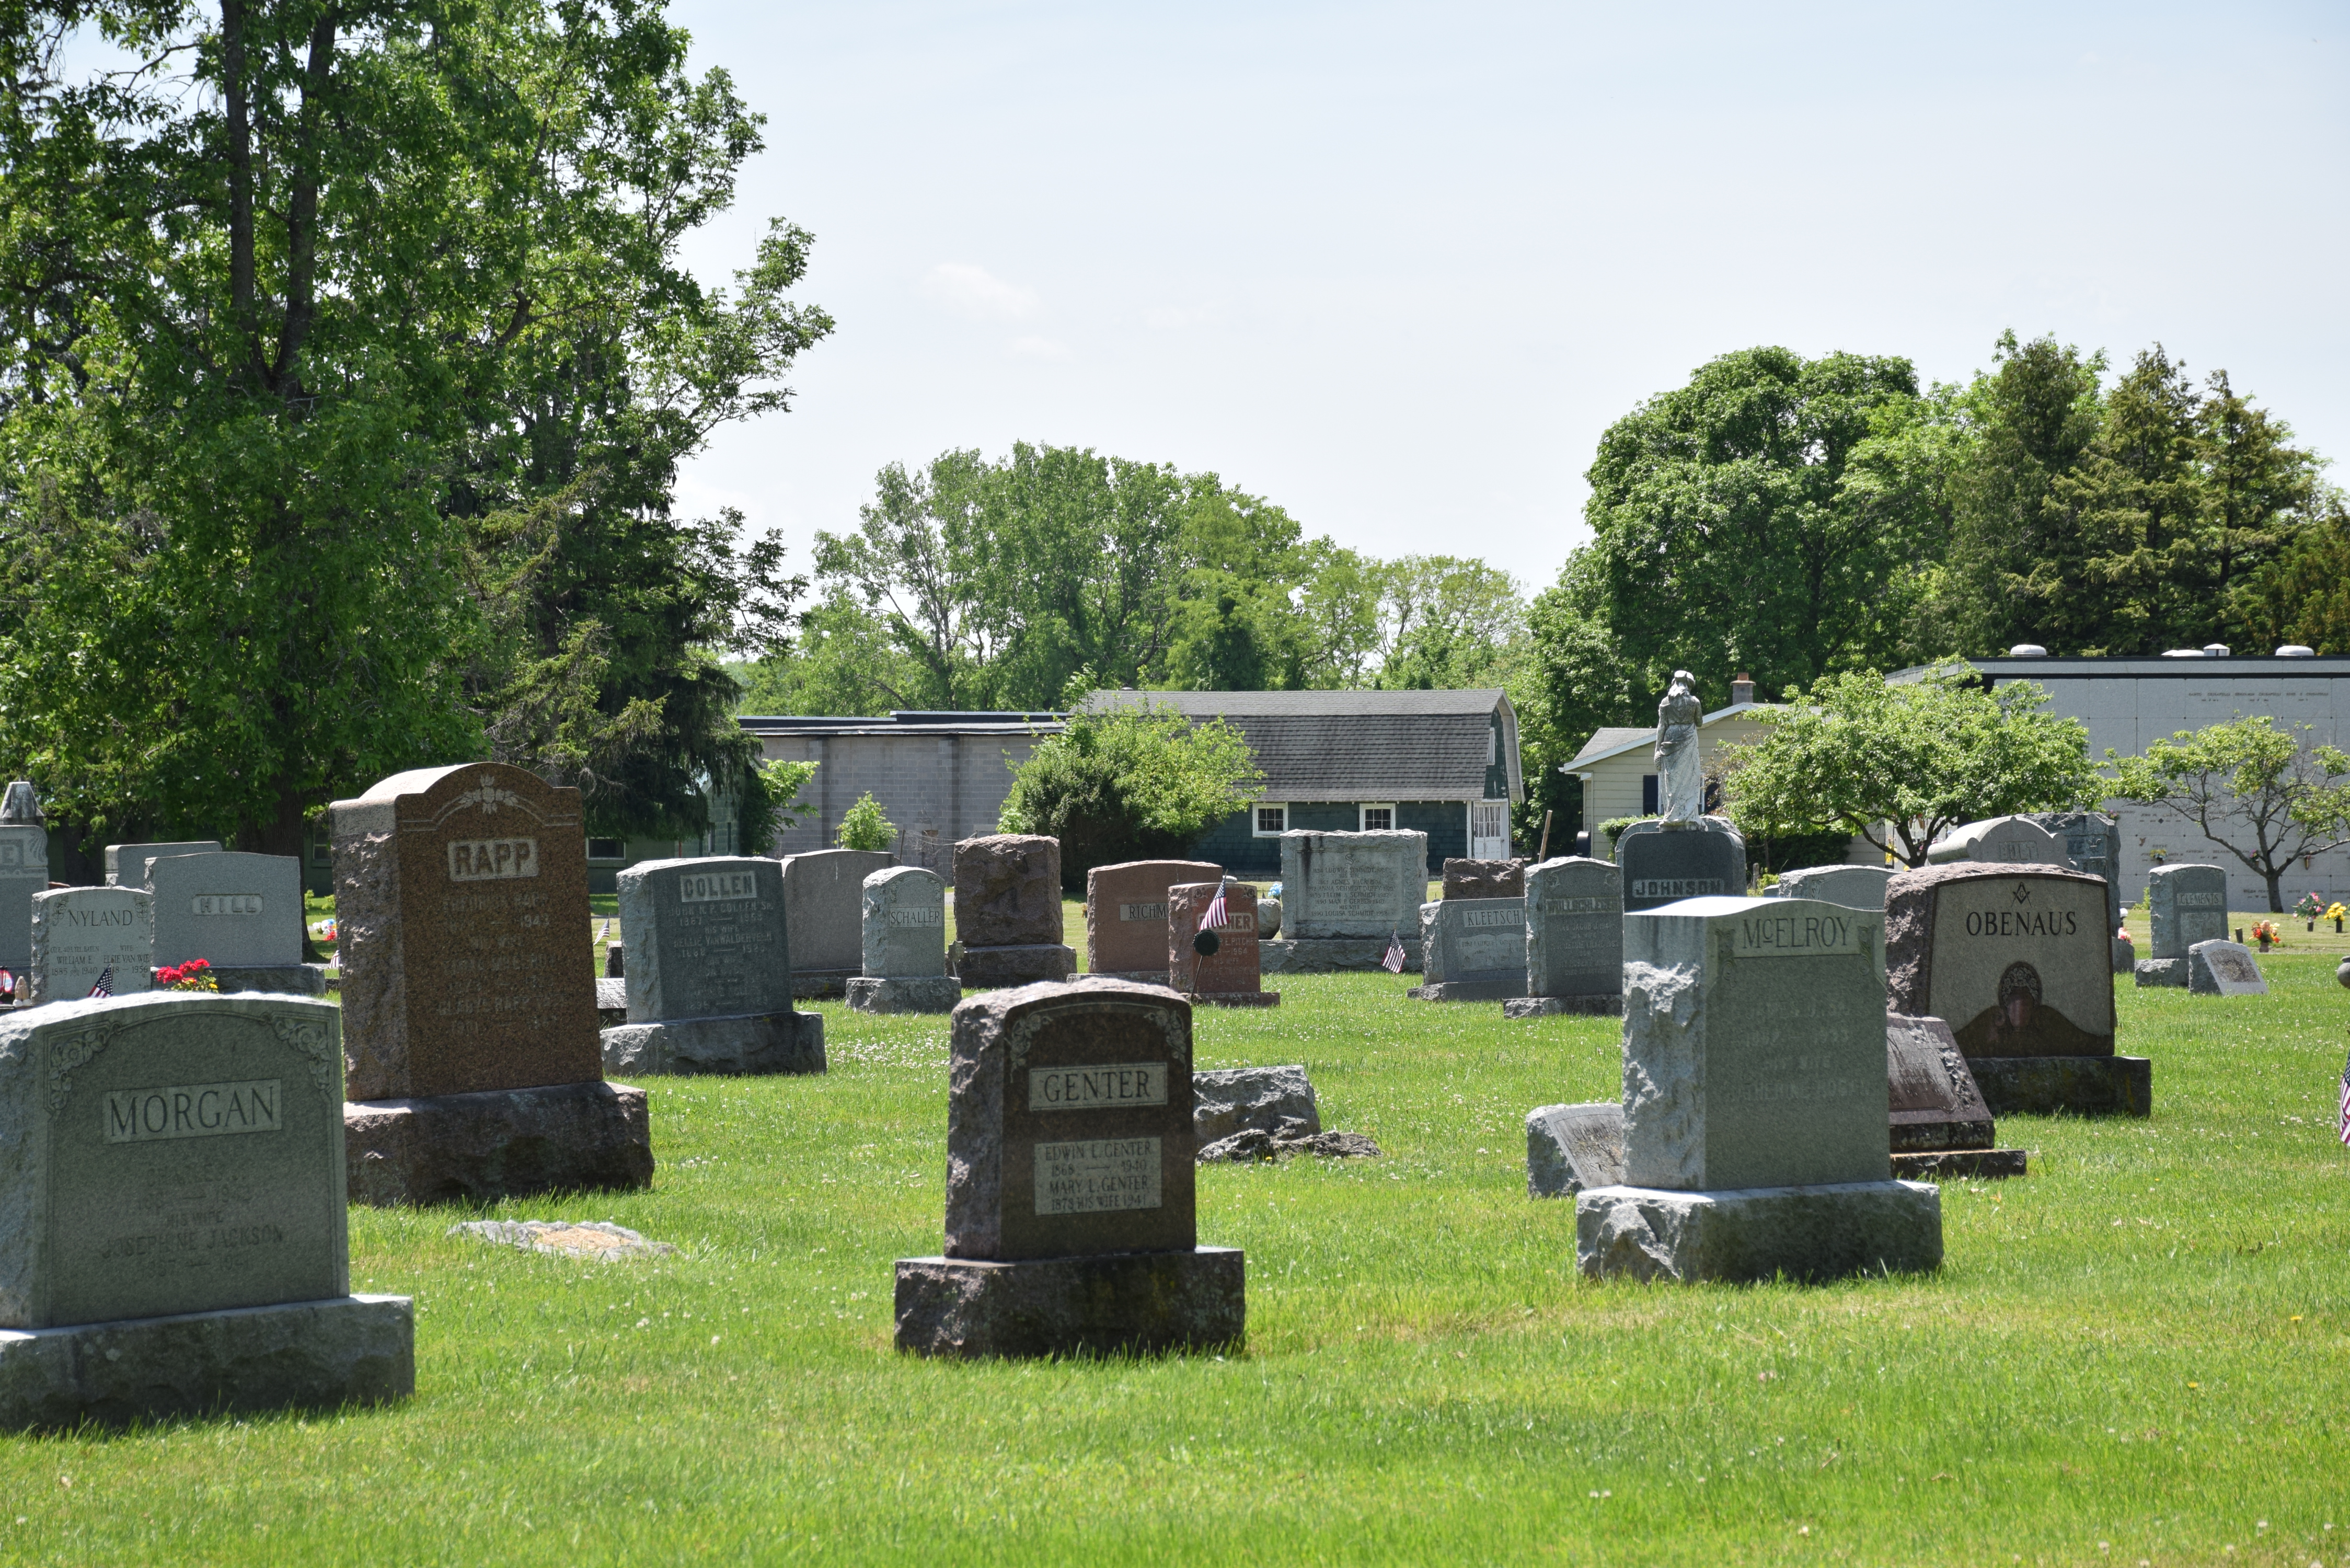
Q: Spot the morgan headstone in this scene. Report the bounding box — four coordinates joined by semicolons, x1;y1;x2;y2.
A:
848;867;960;1014
600;856;824;1076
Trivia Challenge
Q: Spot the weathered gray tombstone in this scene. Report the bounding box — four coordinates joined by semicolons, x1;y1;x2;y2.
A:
0;783;48;982
1263;829;1427;974
1885;863;2147;1117
144;851;326;995
2137;863;2229;988
1526;1103;1626;1198
1441;858;1525;900
893;979;1245;1357
1773;864;1893;910
1886;1013;2026;1180
848;866;960;1014
1085;859;1221;983
2023;811;2124;966
29;887;154;1005
598;857;823;1076
952;835;1076;989
779;848;895;998
1926;816;2072;869
2187;939;2267;997
1505;856;1623;1018
1617;819;1747;912
0;993;412;1427
1411;895;1524;1001
332;763;652;1206
1575;896;1942;1283
103;841;222;886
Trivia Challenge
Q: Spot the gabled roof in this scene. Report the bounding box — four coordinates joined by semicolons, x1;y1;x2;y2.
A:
1092;688;1507;718
1565;702;1778;771
1085;688;1521;803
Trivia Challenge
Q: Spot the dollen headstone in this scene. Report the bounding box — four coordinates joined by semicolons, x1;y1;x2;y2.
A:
1617;820;1747;913
2136;863;2229;989
1885;1012;2025;1179
1085;859;1220;982
848;866;960;1014
331;763;652;1205
1926;816;2073;868
144;851;325;995
29;887;154;1005
1506;856;1624;1019
0;782;48;979
599;856;824;1076
893;978;1245;1357
1265;829;1427;974
1442;858;1525;900
952;835;1075;989
1167;880;1277;1006
103;841;222;886
0;993;411;1426
779;848;895;997
1575;896;1942;1283
1411;895;1524;1001
1772;864;1893;910
2187;939;2267;997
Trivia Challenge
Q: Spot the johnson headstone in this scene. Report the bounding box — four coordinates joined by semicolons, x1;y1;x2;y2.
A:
600;856;823;1076
1617;820;1747;913
848;866;960;1014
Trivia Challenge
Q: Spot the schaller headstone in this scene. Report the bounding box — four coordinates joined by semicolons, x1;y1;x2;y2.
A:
103;841;222;886
1410;895;1524;1001
1884;864;2148;1118
1772;864;1894;910
952;835;1076;989
29;887;154;1005
0;782;48;980
599;856;824;1076
779;848;895;997
1885;1013;2026;1180
1264;829;1427;974
893;979;1245;1357
1575;896;1942;1283
1927;816;2073;869
2137;863;2229;988
1617;819;1747;913
145;851;325;995
1442;858;1525;900
2187;939;2267;997
1085;859;1220;983
1167;880;1277;1006
331;763;652;1205
0;993;412;1426
1504;856;1623;1019
848;867;960;1014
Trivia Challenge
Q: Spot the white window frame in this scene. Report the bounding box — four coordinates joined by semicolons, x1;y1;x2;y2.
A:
1251;802;1288;837
1359;803;1397;833
1488;728;1497;766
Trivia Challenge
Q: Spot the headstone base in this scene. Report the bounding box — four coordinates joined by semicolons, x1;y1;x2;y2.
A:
1527;1102;1626;1198
1190;990;1280;1008
1965;1055;2151;1117
1890;1114;1996;1153
847;975;963;1014
1575;1181;1943;1283
790;970;854;1000
893;1247;1245;1359
344;1080;654;1206
600;1012;825;1076
1089;968;1171;986
2112;939;2134;974
162;963;330;996
2133;959;2188;988
1407;975;1518;1001
954;943;1076;988
0;1294;413;1431
1892;1149;2028;1180
1503;993;1624;1019
1259;937;1422;974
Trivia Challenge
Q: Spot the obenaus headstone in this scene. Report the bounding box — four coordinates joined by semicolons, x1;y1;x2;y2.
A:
1168;880;1277;1006
1085;859;1220;983
29;887;154;1005
0;783;48;980
893;979;1246;1357
952;835;1076;989
848;867;960;1014
779;848;895;998
1772;864;1893;910
331;764;652;1206
1575;896;1941;1283
2136;863;2229;989
1504;856;1623;1019
103;841;222;886
1411;895;1524;1001
1885;1012;2025;1180
145;851;326;995
599;857;824;1076
1885;864;2148;1118
1263;829;1427;974
2187;939;2267;997
0;994;411;1427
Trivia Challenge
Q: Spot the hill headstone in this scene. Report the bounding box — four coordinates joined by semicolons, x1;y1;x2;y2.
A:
145;850;325;995
849;866;960;1014
1505;856;1623;1019
1086;859;1220;982
29;887;154;1005
952;835;1075;989
600;856;823;1076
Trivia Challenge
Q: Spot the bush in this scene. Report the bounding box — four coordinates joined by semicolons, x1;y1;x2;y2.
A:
739;760;819;856
836;791;896;852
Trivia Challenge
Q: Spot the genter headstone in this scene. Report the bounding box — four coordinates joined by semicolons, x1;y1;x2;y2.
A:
2137;863;2229;988
600;856;823;1076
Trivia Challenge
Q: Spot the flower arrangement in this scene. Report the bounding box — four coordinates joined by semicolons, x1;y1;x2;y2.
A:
2295;892;2325;920
159;959;220;993
2115;925;2133;946
2251;920;2279;949
308;918;338;942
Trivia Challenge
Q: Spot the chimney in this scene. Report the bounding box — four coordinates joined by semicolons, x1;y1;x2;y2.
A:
1730;673;1755;705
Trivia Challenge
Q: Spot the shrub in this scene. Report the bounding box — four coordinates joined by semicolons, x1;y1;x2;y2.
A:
836;791;896;852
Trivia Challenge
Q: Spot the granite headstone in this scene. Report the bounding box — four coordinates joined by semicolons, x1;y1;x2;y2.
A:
1168;880;1276;1005
2187;939;2267;996
1442;858;1525;900
1411;895;1524;1001
1506;856;1622;1018
1526;1102;1626;1198
952;835;1075;989
600;856;824;1075
1264;830;1426;974
103;841;222;886
848;866;959;1014
1086;859;1220;981
144;850;324;994
0;811;48;978
1773;864;1893;909
1926;816;2072;868
1884;1012;2025;1179
1617;820;1747;913
29;887;154;1005
2138;863;2229;988
780;848;895;996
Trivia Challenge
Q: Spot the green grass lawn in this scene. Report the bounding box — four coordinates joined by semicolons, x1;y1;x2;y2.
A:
17;917;2348;1564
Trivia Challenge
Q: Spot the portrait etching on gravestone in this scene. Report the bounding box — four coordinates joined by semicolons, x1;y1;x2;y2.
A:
1653;671;1704;824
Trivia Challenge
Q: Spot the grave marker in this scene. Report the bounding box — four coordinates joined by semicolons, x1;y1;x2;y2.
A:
1085;859;1220;982
2137;863;2229;988
0;787;48;977
599;856;824;1075
103;841;222;886
1926;816;2072;868
1617;820;1747;912
1411;895;1524;1001
952;835;1075;988
29;887;154;1004
849;867;960;1014
1168;880;1276;1006
2187;939;2267;996
1885;1012;2025;1179
145;850;325;995
1265;830;1426;973
1772;864;1893;909
1441;858;1525;900
1504;856;1623;1018
780;848;895;996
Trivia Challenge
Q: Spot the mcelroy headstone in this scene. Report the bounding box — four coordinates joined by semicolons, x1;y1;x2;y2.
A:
2187;939;2267;997
848;866;960;1014
1575;896;1942;1283
1085;859;1220;982
29;887;154;1005
952;835;1075;989
1167;880;1276;1006
1773;864;1893;909
0;993;412;1427
145;851;325;995
1411;895;1523;1001
780;848;895;997
104;841;222;886
1617;819;1747;913
331;763;652;1205
1266;829;1426;974
2137;863;2229;989
1505;856;1623;1019
600;856;824;1076
893;978;1245;1357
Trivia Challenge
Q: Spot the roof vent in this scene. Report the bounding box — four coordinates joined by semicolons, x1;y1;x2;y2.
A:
2278;644;2317;658
2202;643;2231;657
2007;643;2048;657
1730;673;1755;704
2161;649;2204;659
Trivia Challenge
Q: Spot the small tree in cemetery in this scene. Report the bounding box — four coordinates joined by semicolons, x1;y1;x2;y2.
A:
739;760;820;856
1721;662;2102;866
2106;717;2350;913
835;792;896;853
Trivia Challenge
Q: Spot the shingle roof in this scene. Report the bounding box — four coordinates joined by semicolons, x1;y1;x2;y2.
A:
1568;727;1653;767
1091;689;1506;718
1085;689;1515;802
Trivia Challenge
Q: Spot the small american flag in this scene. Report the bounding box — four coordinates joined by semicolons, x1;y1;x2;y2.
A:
1381;928;1407;974
87;965;113;998
1200;880;1228;932
2337;1048;2350;1147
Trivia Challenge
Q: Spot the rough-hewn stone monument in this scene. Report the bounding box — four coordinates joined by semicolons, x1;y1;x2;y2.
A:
848;866;960;1014
2136;863;2229;988
952;835;1075;988
1168;879;1277;1006
1086;859;1220;982
1504;856;1622;1019
600;856;824;1075
1411;895;1524;1001
1262;829;1426;973
1441;858;1525;900
29;886;154;1004
780;848;895;997
145;850;326;995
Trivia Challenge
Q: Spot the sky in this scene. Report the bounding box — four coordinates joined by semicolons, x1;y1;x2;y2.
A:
665;1;2349;592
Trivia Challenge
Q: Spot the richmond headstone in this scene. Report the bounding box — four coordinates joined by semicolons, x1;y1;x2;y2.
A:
2187;938;2267;997
0;795;48;978
2137;863;2229;988
1086;859;1220;982
103;841;222;886
848;866;960;1014
1505;856;1622;1019
1168;880;1276;1006
0;993;412;1426
952;835;1075;989
145;850;325;995
331;763;651;1205
893;978;1245;1357
29;887;154;1005
1617;820;1747;913
1575;896;1941;1283
780;848;895;997
1266;829;1427;974
1773;864;1893;910
600;856;823;1076
1411;895;1524;1001
1926;815;2071;869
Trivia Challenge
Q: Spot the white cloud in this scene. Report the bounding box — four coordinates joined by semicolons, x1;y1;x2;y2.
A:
922;262;1038;321
1009;336;1072;361
1144;303;1217;330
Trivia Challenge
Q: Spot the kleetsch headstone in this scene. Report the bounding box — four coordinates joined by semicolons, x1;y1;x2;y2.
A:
1773;864;1893;910
952;835;1074;988
600;856;823;1075
1617;820;1747;913
29;887;154;1005
780;848;895;989
103;841;222;886
1926;816;2071;869
1167;880;1275;1005
1515;856;1622;1011
1086;859;1220;979
1413;895;1524;1000
1442;858;1525;900
2187;939;2267;996
145;850;304;970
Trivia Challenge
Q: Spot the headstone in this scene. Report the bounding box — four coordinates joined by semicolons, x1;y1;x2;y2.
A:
1168;880;1277;1006
103;841;222;886
0;993;412;1426
2137;863;2229;988
1442;858;1525;899
1926;816;2071;868
848;867;960;1014
952;835;1075;989
1192;1065;1318;1146
1264;830;1426;973
144;851;325;995
0;806;48;978
0;781;40;824
1085;859;1219;981
1773;864;1893;909
1505;856;1623;1019
2023;811;2122;929
29;887;154;1005
598;856;823;1076
330;763;652;1205
1617;820;1747;912
1885;864;2147;1118
2187;939;2267;996
1411;895;1523;1001
1884;1012;2024;1178
1255;897;1280;938
1574;896;1942;1283
1526;1103;1626;1197
779;848;895;996
893;979;1245;1357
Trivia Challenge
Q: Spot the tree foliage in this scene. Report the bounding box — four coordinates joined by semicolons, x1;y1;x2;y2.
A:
834;791;894;853
2106;717;2350;912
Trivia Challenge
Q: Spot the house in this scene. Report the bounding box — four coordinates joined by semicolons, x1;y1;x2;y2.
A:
1568;676;1774;857
1085;688;1524;876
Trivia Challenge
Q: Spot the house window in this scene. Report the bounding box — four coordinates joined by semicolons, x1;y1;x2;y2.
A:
1360;803;1395;832
1488;728;1497;766
588;838;625;861
1252;803;1287;837
1641;775;1659;816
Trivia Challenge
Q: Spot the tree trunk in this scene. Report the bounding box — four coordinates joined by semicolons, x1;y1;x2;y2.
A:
2264;868;2284;913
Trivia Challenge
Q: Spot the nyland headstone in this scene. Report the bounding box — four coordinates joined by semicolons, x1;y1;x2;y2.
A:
848;866;959;1014
779;848;895;997
1167;880;1276;1005
145;850;325;995
600;857;824;1076
1085;859;1220;982
1265;830;1426;974
952;835;1075;989
29;887;154;1005
1411;895;1524;1001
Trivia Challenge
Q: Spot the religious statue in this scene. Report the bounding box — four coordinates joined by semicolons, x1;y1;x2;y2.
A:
1653;671;1704;823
